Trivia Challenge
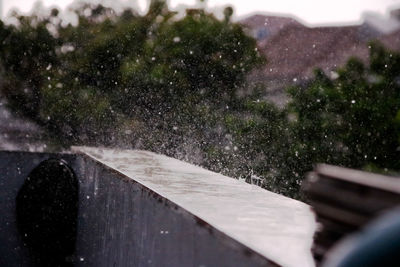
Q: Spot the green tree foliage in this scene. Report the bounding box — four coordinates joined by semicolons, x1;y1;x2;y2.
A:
217;42;400;199
0;2;263;148
286;42;400;176
0;14;58;119
1;1;398;200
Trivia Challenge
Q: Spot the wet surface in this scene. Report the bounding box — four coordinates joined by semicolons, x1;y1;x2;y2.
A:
74;146;317;267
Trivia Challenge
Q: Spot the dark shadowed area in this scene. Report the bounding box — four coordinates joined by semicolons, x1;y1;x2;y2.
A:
16;158;79;266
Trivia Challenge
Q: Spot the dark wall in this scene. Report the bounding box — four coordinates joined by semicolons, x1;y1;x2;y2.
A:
75;156;275;267
0;151;275;267
0;151;80;267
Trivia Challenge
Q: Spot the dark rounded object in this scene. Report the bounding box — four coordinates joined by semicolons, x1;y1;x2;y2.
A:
16;159;79;266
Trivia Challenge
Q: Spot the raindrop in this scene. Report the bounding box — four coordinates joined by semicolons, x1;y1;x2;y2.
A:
330;71;339;79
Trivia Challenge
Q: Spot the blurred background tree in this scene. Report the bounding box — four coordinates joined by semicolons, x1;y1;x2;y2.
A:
0;1;262;146
0;0;399;200
286;42;400;174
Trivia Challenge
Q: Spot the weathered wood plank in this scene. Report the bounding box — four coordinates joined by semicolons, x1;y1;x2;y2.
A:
303;164;400;264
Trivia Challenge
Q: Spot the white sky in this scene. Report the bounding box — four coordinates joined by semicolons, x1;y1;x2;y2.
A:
2;0;400;25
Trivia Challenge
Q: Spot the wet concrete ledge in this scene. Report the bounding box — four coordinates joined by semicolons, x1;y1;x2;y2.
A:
0;147;316;267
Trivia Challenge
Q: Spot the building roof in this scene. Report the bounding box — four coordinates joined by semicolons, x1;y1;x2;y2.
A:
256;24;368;82
241;11;400;102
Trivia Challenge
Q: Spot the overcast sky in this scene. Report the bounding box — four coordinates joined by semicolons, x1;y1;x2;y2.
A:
2;0;400;25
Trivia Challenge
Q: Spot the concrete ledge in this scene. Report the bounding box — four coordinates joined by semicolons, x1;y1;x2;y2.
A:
73;147;316;267
0;148;316;266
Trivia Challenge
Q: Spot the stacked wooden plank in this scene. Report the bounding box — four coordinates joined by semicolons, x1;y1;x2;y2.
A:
302;164;400;264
